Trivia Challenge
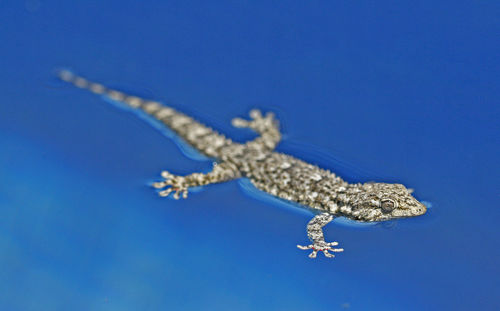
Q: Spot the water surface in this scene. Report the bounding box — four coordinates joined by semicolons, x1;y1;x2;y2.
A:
0;1;498;310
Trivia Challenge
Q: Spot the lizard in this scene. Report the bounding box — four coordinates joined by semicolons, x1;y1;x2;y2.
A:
57;70;427;258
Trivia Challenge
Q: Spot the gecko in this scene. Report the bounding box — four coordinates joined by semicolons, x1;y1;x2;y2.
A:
58;70;427;258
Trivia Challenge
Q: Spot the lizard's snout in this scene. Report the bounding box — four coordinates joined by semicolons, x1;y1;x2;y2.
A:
414;202;427;216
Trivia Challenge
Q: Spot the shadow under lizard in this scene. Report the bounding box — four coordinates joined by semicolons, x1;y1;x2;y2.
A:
58;70;427;259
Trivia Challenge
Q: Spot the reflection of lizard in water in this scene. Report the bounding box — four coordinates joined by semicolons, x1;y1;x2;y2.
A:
58;70;427;258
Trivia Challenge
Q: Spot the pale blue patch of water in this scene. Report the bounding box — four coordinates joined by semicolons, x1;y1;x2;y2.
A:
422;201;433;209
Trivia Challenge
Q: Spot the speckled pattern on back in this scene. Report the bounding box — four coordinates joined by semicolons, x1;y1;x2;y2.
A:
59;70;427;258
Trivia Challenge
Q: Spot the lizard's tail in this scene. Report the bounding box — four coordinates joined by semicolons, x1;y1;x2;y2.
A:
57;69;161;111
56;69;232;158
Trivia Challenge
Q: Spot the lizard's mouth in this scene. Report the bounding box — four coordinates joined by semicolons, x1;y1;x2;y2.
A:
346;202;427;222
390;202;427;219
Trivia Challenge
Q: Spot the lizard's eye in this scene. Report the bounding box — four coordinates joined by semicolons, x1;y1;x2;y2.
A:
380;199;396;213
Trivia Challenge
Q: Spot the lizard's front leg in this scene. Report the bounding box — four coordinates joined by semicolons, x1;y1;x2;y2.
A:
297;213;344;258
153;162;241;199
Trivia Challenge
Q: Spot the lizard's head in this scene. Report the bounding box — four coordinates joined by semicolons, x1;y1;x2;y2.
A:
347;183;426;222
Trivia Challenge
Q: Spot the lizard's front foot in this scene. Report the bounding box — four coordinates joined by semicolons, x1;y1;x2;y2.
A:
153;171;189;199
231;109;278;133
297;241;344;258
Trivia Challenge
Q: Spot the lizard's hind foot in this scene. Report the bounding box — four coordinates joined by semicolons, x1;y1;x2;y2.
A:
152;162;241;200
153;171;189;199
231;109;278;133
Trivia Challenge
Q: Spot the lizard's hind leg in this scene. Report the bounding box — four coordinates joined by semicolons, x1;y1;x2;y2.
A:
297;213;344;258
232;109;281;150
153;162;241;199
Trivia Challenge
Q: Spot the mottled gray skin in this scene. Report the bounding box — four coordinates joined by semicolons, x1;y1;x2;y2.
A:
59;70;427;258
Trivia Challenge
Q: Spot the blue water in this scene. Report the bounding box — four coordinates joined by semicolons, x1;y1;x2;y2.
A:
1;1;499;310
